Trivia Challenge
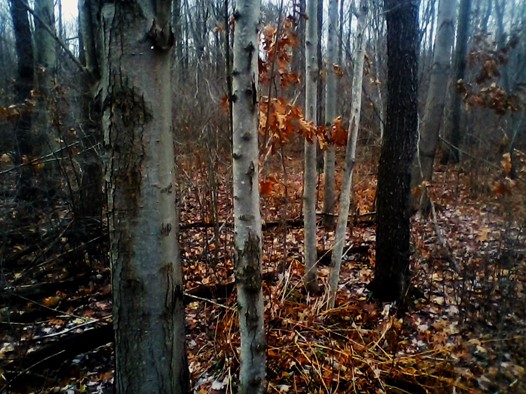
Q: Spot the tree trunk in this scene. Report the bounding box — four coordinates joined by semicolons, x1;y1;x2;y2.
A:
232;1;265;392
412;0;457;213
77;0;103;235
494;0;509;91
442;0;472;164
368;0;419;303
102;2;189;392
9;0;34;200
303;0;320;294
369;3;385;140
34;0;59;199
327;0;368;309
172;0;184;84
316;0;324;172
322;0;338;229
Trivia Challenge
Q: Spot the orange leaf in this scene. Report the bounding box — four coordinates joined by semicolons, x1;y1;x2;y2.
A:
332;116;348;146
43;296;62;307
260;176;277;196
333;64;344;78
219;95;229;113
501;153;512;175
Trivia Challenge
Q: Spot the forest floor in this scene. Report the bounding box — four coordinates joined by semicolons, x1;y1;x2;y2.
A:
1;152;526;393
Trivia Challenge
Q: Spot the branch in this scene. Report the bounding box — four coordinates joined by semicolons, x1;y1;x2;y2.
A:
439;136;501;171
0;141;81;176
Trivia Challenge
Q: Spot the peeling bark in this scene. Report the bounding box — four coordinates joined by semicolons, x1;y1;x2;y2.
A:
102;1;188;392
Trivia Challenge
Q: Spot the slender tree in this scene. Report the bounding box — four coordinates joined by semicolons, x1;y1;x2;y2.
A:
412;0;457;213
494;0;509;91
368;1;385;140
102;1;189;392
442;0;472;164
368;0;419;302
33;0;59;198
77;0;103;235
322;0;338;228
328;0;368;309
231;1;266;392
9;0;34;199
316;0;324;172
303;0;320;293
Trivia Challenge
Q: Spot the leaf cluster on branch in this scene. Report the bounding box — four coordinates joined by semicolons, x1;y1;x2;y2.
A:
458;33;524;116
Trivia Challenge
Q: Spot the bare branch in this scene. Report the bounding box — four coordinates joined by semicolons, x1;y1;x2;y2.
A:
20;0;89;74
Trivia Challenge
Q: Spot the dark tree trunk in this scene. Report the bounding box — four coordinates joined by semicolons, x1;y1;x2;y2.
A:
442;0;471;164
77;0;103;236
368;0;419;302
9;0;34;200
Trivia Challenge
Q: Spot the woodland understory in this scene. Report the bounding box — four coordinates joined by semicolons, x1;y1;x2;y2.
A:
1;0;526;391
1;147;526;393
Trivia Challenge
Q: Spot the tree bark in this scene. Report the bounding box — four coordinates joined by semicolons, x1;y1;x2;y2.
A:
322;0;338;229
412;0;457;213
303;0;320;294
368;0;419;303
34;0;59;199
9;0;34;200
328;0;368;309
231;0;266;392
102;2;189;392
442;0;472;164
77;0;103;234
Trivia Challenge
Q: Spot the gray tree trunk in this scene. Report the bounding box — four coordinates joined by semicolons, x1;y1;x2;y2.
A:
102;2;189;392
231;1;266;393
34;0;59;198
34;0;58;171
327;0;368;309
322;0;338;228
494;0;509;91
369;2;385;140
442;0;471;164
412;0;457;213
303;0;320;294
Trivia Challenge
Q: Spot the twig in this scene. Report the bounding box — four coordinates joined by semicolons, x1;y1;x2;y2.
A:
427;188;461;273
439;136;501;171
38;315;111;339
0;141;80;176
19;1;88;74
1;350;66;393
183;292;235;311
11;293;89;321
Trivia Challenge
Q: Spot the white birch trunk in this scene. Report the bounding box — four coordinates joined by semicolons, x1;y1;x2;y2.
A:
303;0;320;293
327;1;369;309
102;2;188;392
413;0;457;200
232;0;266;392
322;0;339;228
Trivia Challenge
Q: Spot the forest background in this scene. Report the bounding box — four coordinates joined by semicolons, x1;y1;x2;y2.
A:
1;0;526;392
